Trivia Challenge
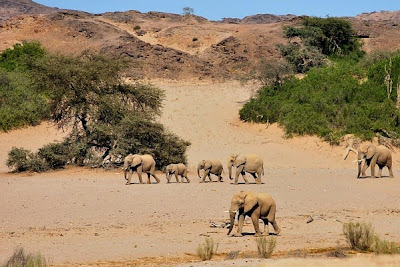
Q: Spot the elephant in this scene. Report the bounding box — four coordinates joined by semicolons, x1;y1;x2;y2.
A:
227;191;280;237
123;154;160;185
197;160;224;183
343;144;394;178
165;163;190;183
227;154;264;184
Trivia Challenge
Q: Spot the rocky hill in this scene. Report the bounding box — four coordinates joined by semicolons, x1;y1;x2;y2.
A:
0;0;58;22
0;1;400;80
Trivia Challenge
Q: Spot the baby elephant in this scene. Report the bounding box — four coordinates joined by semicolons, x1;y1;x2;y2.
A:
197;160;224;183
227;191;281;237
165;163;190;183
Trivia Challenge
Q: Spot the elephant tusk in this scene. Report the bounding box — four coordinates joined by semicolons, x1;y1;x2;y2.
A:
353;159;363;163
223;211;230;213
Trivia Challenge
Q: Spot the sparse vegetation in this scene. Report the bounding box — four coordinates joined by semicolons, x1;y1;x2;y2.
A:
343;222;375;251
133;25;141;31
343;221;400;254
196;237;216;261
256;236;276;258
372;237;400;254
3;247;47;267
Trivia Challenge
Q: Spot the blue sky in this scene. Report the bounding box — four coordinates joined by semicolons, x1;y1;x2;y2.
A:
35;1;400;20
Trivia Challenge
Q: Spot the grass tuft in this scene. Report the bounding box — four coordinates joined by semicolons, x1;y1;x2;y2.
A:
196;237;216;261
256;236;276;258
4;247;47;267
373;236;400;255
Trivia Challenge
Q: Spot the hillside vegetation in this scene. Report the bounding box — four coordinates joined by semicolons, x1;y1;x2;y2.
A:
240;17;400;144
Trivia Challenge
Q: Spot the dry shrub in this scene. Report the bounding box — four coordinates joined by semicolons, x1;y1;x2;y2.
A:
196;237;216;261
256;236;276;258
373;237;400;255
4;247;47;267
343;222;375;251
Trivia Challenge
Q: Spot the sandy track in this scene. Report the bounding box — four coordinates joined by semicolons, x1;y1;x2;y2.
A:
0;81;399;265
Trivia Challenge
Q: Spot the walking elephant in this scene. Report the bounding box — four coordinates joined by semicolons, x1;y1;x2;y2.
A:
165;163;190;183
343;144;394;178
228;154;264;184
123;154;160;185
227;191;281;237
197;160;224;183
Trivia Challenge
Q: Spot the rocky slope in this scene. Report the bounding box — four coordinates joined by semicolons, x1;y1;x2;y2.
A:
0;1;400;79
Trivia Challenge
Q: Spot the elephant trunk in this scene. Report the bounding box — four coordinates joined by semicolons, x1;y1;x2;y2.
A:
227;211;236;235
197;165;201;179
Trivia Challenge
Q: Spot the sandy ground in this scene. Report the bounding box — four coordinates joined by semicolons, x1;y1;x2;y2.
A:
0;81;400;266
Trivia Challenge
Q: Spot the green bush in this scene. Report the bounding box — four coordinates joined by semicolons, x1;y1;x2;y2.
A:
27;154;49;173
6;147;32;172
38;143;69;169
3;247;47;267
240;56;400;143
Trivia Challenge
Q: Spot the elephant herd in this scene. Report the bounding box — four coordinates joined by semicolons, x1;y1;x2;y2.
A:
123;153;265;185
122;143;395;237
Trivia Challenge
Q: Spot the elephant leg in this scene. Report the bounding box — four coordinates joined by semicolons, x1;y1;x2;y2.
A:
235;214;245;237
271;220;281;235
388;166;394;178
147;173;151;184
174;173;180;183
126;170;133;185
184;175;190;183
137;168;144;184
251;213;261;237
201;170;210;183
208;173;213;182
256;169;262;184
151;169;161;184
262;219;269;236
241;171;249;184
166;174;171;183
370;156;378;178
377;166;383;178
361;161;369;178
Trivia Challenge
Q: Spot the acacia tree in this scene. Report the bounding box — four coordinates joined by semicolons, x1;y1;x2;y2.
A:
27;51;189;168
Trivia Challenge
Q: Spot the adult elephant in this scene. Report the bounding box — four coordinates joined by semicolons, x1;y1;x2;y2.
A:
197;160;224;183
343;144;394;178
123;154;160;185
165;163;190;183
228;154;264;184
227;191;281;237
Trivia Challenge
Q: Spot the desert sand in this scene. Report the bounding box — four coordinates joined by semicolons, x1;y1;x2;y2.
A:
0;81;399;266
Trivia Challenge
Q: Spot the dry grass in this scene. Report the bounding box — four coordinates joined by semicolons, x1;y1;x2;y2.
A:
373;237;400;255
343;222;375;251
196;237;217;261
3;247;47;267
256;236;277;258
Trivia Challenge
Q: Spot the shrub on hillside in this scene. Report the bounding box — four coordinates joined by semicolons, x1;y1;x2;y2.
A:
38;143;69;169
240;57;400;144
6;147;32;172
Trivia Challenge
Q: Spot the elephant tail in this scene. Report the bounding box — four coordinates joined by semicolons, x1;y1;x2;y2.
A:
262;165;264;176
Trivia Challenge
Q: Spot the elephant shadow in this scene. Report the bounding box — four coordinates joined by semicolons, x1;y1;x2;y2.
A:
357;175;392;179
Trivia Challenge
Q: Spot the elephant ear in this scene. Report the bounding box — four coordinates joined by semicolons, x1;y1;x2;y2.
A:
366;145;377;160
131;155;142;167
243;193;258;214
203;160;213;170
235;155;246;167
172;164;178;173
